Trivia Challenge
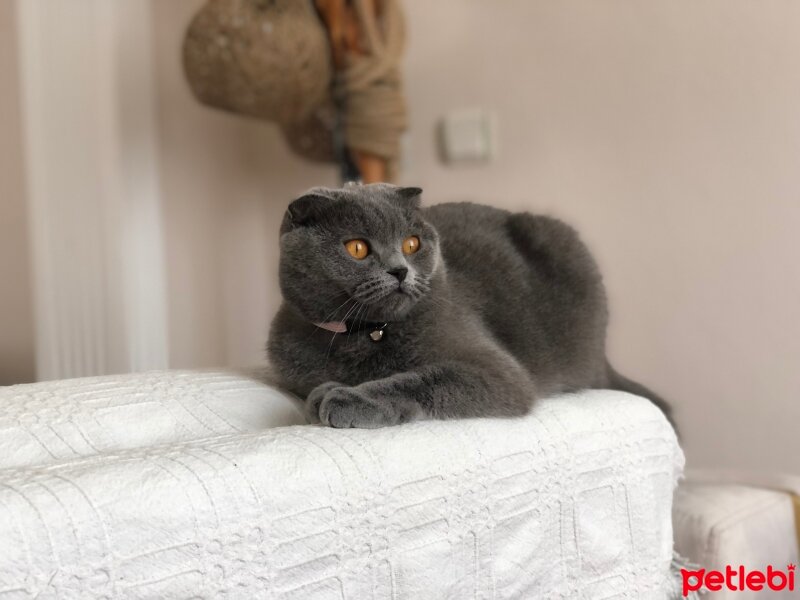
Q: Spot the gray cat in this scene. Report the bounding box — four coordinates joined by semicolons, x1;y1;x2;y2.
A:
268;183;672;429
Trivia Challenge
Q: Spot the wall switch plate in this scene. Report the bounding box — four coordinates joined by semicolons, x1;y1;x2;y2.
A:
439;108;496;164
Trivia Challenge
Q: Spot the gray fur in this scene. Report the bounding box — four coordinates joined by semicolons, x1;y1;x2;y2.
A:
268;183;672;428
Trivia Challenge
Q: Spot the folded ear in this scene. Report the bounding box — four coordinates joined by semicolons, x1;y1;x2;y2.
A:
280;191;332;234
396;186;423;210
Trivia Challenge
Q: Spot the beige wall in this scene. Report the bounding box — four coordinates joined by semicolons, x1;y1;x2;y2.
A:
1;0;795;470
401;1;800;473
152;1;798;473
0;0;35;385
151;1;337;370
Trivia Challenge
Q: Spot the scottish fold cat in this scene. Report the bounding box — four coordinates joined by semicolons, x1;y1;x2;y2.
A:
268;183;672;428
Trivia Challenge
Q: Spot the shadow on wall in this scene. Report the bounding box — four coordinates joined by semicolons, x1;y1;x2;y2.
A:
0;0;36;386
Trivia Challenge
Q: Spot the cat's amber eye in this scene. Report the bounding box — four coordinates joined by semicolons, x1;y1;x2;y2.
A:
402;235;420;255
344;239;369;260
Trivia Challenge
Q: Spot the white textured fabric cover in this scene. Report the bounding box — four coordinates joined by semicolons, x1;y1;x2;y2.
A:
673;481;800;600
0;370;682;599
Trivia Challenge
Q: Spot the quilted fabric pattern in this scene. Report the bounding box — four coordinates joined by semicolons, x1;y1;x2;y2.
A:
0;369;305;469
0;371;682;599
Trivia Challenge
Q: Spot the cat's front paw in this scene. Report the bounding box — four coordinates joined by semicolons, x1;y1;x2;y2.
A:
318;387;398;429
305;381;343;424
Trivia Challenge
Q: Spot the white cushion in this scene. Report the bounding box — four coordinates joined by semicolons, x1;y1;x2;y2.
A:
0;368;305;469
673;481;799;599
0;371;682;598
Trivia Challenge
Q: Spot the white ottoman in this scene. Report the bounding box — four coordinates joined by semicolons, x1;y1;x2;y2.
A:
673;473;800;599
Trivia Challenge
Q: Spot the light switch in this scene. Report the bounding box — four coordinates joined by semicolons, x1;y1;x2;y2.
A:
439;108;496;164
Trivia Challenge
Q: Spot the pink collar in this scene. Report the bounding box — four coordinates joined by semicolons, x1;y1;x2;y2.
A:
314;319;390;342
314;321;348;333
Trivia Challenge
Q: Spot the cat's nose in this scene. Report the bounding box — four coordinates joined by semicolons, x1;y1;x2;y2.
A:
387;267;408;283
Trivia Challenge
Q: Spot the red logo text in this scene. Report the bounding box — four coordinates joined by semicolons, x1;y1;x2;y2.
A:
681;564;795;596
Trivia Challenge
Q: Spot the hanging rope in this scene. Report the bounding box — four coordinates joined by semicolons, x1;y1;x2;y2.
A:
336;0;407;180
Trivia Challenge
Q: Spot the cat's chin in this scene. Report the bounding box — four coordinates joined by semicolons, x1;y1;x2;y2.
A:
366;291;418;322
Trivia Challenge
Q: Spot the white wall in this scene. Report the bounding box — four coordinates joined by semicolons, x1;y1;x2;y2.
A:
156;1;798;474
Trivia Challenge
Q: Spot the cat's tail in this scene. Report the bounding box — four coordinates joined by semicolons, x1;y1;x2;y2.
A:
605;361;677;431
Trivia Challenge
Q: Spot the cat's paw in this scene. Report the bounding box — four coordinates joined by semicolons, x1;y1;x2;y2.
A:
305;381;344;424
318;387;397;429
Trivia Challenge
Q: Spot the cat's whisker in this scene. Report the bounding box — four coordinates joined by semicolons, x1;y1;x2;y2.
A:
302;296;357;342
324;300;361;365
358;301;369;331
355;278;384;293
347;303;366;344
419;295;452;311
321;295;356;323
356;287;392;305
